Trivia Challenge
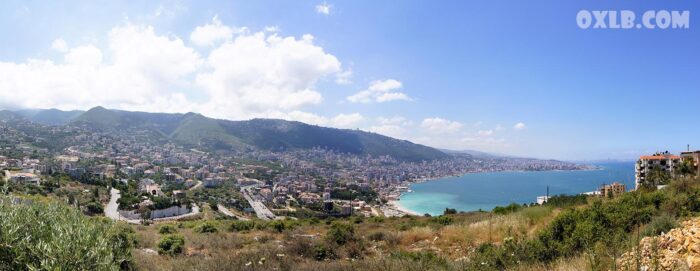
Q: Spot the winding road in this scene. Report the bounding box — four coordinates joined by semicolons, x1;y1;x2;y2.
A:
105;188;201;224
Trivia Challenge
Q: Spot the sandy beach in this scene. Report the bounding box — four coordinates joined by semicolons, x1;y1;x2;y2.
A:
388;200;421;216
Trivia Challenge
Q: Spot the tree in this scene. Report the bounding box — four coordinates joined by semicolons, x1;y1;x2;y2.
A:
157;235;185;256
645;165;671;187
326;222;355;245
85;202;104;215
443;208;457;215
677;159;697;176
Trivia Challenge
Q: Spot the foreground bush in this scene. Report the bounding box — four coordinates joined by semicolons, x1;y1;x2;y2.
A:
157;235;185;256
326;222;355;245
193;222;218;234
158;224;178;234
0;196;133;270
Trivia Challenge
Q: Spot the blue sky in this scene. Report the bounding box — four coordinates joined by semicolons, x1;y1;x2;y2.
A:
0;0;698;161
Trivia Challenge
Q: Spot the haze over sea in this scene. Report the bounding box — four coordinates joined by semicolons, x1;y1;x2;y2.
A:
398;162;635;216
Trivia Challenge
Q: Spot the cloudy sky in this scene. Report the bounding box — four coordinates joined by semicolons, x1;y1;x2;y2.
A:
0;1;699;160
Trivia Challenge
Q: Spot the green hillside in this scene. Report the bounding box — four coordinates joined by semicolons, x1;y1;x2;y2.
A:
69;107;448;161
14;108;85;125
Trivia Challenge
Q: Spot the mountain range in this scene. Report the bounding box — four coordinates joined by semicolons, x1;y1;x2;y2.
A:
0;107;448;161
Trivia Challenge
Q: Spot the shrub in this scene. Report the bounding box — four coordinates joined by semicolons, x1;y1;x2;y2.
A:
390;251;447;267
269;220;286;233
0;196;133;270
158;224;178;234
368;230;399;246
326;222;355;245
493;203;522;215
643;215;678;237
85;201;104;215
157;234;185;256
314;243;336;261
444;208;457;215
430;215;453;225
229;220;256;232
194;221;218;234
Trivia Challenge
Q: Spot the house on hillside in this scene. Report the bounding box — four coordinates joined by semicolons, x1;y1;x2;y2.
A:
599;182;626;198
138;178;162;196
6;171;41;186
635;152;681;189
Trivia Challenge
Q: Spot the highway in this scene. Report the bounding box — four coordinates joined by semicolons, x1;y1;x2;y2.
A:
241;187;277;220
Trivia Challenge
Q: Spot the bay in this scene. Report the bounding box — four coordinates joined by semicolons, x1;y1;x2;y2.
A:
397;162;635;216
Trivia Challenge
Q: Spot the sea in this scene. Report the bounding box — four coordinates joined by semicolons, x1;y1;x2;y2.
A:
397;162;635;216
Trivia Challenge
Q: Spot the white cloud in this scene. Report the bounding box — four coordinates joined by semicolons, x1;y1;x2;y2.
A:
368;124;406;139
264;26;280;33
514;122;526;130
420;117;463;133
64;45;103;67
0;21;346;122
478;130;494;136
315;3;331;15
190;15;240;47
377;116;412;126
347;79;412;103
0;23;201;112
51;39;68;52
335;69;352;85
331;113;363;128
264;111;362;129
196;31;341;119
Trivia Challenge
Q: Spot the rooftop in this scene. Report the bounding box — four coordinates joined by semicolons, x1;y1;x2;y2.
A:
639;155;680;160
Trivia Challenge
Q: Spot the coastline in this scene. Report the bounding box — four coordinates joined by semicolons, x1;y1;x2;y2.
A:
388;200;421;216
389;166;606;216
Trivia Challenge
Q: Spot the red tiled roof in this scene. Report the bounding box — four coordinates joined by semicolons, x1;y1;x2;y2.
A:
640;155;680;160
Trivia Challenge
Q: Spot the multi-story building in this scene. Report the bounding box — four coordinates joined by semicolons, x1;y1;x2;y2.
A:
599;182;626;198
681;150;700;176
635;153;681;189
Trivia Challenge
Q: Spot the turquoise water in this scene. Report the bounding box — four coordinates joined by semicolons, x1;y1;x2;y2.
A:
398;162;635;216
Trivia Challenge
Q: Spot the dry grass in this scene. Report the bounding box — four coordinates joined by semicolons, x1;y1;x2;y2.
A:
508;256;591;271
130;205;565;270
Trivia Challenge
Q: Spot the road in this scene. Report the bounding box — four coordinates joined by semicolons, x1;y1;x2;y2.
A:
190;180;203;190
105;188;139;224
105;188;201;224
217;204;250;221
241;187;277;220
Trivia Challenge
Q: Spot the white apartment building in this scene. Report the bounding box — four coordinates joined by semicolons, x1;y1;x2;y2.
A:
635;153;681;189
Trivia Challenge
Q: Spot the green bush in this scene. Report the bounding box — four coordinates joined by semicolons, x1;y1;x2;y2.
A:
157;234;185;256
643;215;678;237
493;203;522;215
430;215;453;225
229;220;256;232
326;222;355;245
390;251;447;267
0;196;133;270
269;220;286;233
158;224;178;234
85;201;104;215
444;208;457;215
194;221;218;234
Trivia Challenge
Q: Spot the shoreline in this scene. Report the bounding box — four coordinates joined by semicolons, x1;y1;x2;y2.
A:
388;200;421;216
389;166;607;216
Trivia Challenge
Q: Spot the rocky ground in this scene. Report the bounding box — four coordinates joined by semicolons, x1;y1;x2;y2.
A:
618;217;700;271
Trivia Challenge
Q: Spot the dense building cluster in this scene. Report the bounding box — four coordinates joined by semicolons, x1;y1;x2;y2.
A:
0;117;592;221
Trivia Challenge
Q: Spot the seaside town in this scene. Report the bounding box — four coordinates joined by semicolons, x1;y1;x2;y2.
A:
0;112;596;222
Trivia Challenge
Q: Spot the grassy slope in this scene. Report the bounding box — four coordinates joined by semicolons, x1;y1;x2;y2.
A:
126;176;700;270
